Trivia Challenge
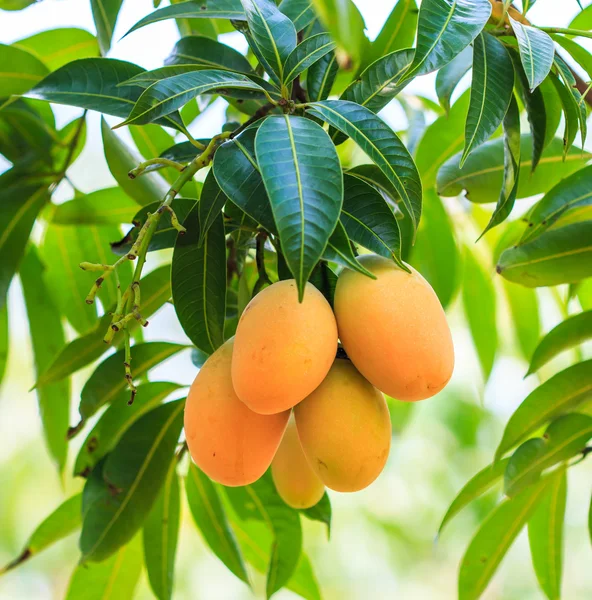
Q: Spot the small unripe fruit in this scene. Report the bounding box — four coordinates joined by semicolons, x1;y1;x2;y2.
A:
232;279;338;414
334;255;454;401
271;418;325;509
184;339;289;487
294;359;391;492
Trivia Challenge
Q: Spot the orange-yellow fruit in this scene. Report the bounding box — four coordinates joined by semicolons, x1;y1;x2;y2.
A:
294;359;391;492
184;339;289;486
232;279;338;414
334;255;454;401
271;418;325;509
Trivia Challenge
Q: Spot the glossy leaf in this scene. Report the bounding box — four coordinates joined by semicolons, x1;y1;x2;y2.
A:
307;100;421;237
0;494;82;575
0;43;48;96
323;220;375;278
185;465;249;583
199;170;229;242
74;382;181;477
144;463;181;600
528;469;567;600
172;205;226;353
402;0;491;81
552;34;592;81
51;188;138;225
306;49;338;101
528;311;592;376
283;33;336;85
509;16;554;92
496;359;592;458
80;400;184;562
435;45;472;114
497;221;592;288
555;55;587;148
91;0;123;55
255;115;343;299
78;342;186;426
461;33;513;165
279;0;315;31
438;459;509;537
301;492;331;537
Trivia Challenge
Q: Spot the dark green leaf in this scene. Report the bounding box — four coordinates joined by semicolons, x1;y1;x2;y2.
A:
307;262;338;306
78;342;186;427
80;400;184;561
0;43;48;96
322;220;375;278
74;382;181;477
554;55;587;148
306;50;338;101
255;115;343;300
185;465;249;583
51;188;138;225
496;359;592;458
435;45;472;114
402;0;491;81
461;33;514;165
199;170;228;242
552;34;592;80
283;33;335;85
549;72;580;158
279;0;315;31
161;140;209;164
300;492;331;537
0;494;82;575
172;205;226;353
144;463;181;600
91;0;123;55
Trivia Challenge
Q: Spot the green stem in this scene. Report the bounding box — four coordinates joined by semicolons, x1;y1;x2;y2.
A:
537;26;592;40
129;157;185;178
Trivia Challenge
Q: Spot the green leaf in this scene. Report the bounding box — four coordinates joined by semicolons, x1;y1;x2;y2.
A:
549;72;580;158
438;459;509;537
20;247;70;473
528;469;567;600
80;400;184;562
124;0;246;37
528;311;592;376
130;124;175;161
74;382;181;478
552;34;592;80
554;55;587;148
185;465;249;583
14;28;100;71
283;33;335;85
435;45;472;114
496;359;592;458
198;170;228;242
438;136;589;204
307;100;422;237
365;0;418;68
213;127;276;232
0;494;82;575
144;463;181;600
504;414;592;496
160;140;209;164
166;35;254;73
91;0;124;55
0;304;7;388
78;343;186;428
480;93;521;235
241;0;297;85
0;0;36;9
323;220;376;278
51;188;138;225
279;0;315;31
340;173;403;265
172;205;226;353
509;16;554;91
255;115;343;300
504;281;540;363
462;249;497;380
66;535;143;600
101;118;168;206
120;70;265;126
539;74;562;149
461;33;514;165
402;0;491;81
0;172;48;308
300;492;331;536
0;43;48;96
306;49;338;101
458;475;550;600
497;221;592;288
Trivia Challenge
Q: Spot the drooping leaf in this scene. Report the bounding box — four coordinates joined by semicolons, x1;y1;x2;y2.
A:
91;0;124;55
80;400;184;562
51;188;138;225
322;220;375;278
0;494;82;575
74;382;181;478
300;492;331;537
554;55;587;149
185;465;249;583
402;0;491;81
144;462;181;600
199;169;229;242
495;359;592;458
435;45;473;114
77;343;186;429
509;16;554;92
306;49;338;101
172;205;226;353
528;469;567;600
461;33;514;165
255;115;343;300
0;43;48;96
279;0;316;31
552;34;592;81
497;221;592;287
307;100;421;237
438;459;509;537
283;33;336;85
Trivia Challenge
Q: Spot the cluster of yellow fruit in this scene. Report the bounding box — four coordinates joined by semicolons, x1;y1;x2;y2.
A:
184;255;454;508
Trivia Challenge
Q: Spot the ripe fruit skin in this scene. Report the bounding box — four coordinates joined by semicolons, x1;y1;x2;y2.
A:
185;339;289;487
232;279;338;415
294;359;391;492
271;418;325;509
334;255;454;402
